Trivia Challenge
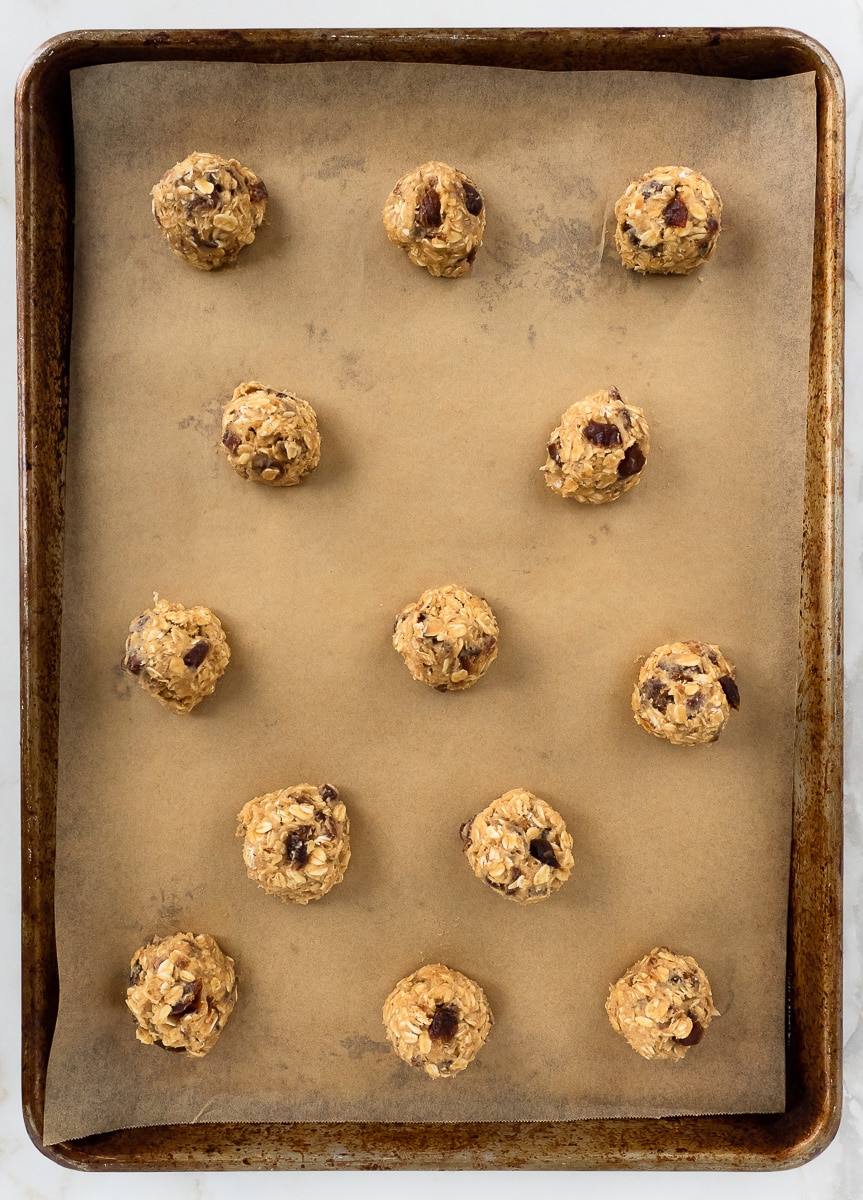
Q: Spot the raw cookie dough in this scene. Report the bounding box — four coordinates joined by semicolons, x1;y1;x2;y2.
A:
632;640;739;746
221;382;321;485
237;784;350;904
606;946;719;1060
393;583;499;691
543;387;650;503
614;165;722;275
151;151;268;270
382;160;485;278
126;931;237;1057
460;788;574;903
382;963;493;1078
122;596;231;714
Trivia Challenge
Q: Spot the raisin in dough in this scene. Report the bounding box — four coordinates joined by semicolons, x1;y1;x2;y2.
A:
606;946;719;1060
633;640;739;746
126;931;237;1057
151;151;268;270
615;166;721;275
221;382;321;486
382;161;485;278
393;584;499;691
460;788;574;904
122;596;231;714
237;784;350;904
382;963;493;1078
543;387;650;503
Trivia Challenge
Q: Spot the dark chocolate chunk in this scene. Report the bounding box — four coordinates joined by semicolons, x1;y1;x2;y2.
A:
529;837;560;869
222;428;241;455
459;818;475;844
719;675;740;710
428;1003;459;1043
124;654;144;676
618;443;646;478
675;1019;704;1047
663;196;689;228
251;451;271;473
705;217;719;235
129;961;143;986
183;640;210;670
547;438;562;465
462;181;483;216
319;784;339;803
466;247;478;266
584;421;622;447
685;692;705;715
640;179;666;198
185;192;219;216
418;189;442;231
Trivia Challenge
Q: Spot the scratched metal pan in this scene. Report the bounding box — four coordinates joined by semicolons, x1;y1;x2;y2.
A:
16;27;843;1170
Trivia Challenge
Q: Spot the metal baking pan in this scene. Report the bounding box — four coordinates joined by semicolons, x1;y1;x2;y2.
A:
17;27;843;1170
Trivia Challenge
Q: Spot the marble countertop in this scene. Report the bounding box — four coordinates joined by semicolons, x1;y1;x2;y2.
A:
3;1;859;1196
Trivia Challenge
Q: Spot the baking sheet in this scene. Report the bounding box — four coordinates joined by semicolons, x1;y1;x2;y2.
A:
42;59;816;1144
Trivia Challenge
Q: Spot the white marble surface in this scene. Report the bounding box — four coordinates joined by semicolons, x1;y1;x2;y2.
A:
2;0;860;1195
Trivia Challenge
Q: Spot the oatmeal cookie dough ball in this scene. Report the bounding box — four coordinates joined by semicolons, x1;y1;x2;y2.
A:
543;387;649;503
383;963;493;1078
614;165;722;275
606;946;719;1060
221;382;321;486
633;640;739;746
237;784;350;905
126;931;237;1057
382;160;485;278
151;151;268;270
460;788;574;904
122;596;231;714
393;583;499;691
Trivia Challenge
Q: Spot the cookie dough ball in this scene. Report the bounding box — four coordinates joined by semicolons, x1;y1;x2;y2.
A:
122;596;231;714
606;946;719;1060
126;931;237;1057
460;788;574;904
237;784;350;905
543;387;649;503
614;166;721;275
633;640;739;746
151;151;268;270
382;963;493;1078
382;161;485;278
221;382;321;486
393;584;499;691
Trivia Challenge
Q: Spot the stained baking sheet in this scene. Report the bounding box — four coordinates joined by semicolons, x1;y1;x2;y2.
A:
39;58;817;1144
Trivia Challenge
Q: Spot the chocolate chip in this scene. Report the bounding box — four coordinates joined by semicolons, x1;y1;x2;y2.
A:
428;1003;459;1043
618;443;646;477
547;438;562;465
222;428;241;455
123;654;144;676
664;662;697;682
685;692;705;715
676;1019;704;1047
129;961;143;986
705;217;719;235
189;231;219;249
663;196;689;228
435;684;449;693
669;973;681;984
641;676;672;711
466;247;477;265
529;837;560;869
584;421;622;447
640;179;666;198
418;189;442;231
608;386;622;402
183;640;210;670
251;451;271;473
319;784;338;803
285;827;313;868
185;192;219;216
719;675;740;710
248;179;269;204
170;980;201;1016
462;181;483;216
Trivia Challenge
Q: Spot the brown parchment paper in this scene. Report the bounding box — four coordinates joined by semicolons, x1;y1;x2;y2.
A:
43;59;816;1144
